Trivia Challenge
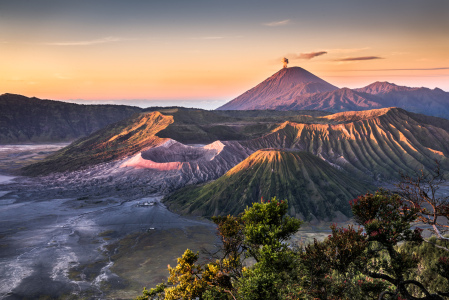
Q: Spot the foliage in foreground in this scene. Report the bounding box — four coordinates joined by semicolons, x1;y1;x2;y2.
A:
137;192;449;300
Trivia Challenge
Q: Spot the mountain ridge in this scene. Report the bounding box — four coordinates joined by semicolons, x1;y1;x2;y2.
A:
241;107;449;181
217;68;449;119
0;93;143;144
22;107;449;184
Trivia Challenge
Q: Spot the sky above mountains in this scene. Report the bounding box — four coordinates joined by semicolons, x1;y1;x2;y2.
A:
1;0;448;108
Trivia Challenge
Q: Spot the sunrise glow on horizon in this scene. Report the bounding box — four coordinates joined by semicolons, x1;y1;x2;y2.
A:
1;0;448;108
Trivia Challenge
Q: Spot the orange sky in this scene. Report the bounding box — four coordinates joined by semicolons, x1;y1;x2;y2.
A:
1;1;448;108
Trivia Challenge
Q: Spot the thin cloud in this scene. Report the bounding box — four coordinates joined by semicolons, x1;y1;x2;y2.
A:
336;56;384;61
264;19;290;27
45;36;122;46
295;51;328;60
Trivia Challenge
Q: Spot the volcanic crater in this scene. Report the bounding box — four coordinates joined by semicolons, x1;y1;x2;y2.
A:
141;140;222;163
121;140;229;171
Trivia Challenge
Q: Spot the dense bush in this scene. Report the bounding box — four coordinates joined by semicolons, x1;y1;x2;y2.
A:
137;193;449;299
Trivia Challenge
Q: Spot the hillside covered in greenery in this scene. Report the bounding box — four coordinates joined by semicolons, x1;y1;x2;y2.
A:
164;149;373;220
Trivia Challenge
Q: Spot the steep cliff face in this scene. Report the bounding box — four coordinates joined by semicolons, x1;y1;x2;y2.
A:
217;67;338;110
242;108;449;181
0;93;142;143
164;150;372;220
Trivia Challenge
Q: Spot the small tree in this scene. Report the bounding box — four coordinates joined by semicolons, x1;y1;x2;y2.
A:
300;224;386;299
237;197;302;300
136;197;302;300
343;191;448;299
395;163;449;250
300;190;449;299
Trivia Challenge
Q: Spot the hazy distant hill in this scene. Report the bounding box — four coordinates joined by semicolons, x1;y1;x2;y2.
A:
164;149;373;220
0;93;142;144
217;68;449;119
354;82;449;118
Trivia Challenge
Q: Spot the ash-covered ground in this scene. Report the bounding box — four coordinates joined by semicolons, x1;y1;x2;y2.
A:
0;145;216;299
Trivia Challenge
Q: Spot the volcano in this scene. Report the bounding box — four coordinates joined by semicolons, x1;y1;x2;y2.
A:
164;149;373;220
217;67;449;119
216;67;338;110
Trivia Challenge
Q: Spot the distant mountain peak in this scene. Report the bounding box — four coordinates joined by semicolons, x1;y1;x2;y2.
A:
356;81;408;94
217;66;338;110
273;66;325;81
371;81;397;86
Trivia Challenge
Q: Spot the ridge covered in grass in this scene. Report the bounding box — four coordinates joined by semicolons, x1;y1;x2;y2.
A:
164;150;373;221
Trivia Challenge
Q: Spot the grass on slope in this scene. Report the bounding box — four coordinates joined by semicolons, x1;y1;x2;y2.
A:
164;150;374;221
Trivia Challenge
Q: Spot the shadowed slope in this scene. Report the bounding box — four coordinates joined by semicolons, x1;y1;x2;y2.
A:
21;112;173;176
164;150;372;220
144;107;246;143
0;93;142;143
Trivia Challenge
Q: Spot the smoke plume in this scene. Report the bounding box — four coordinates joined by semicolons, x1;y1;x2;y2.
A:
282;57;289;68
